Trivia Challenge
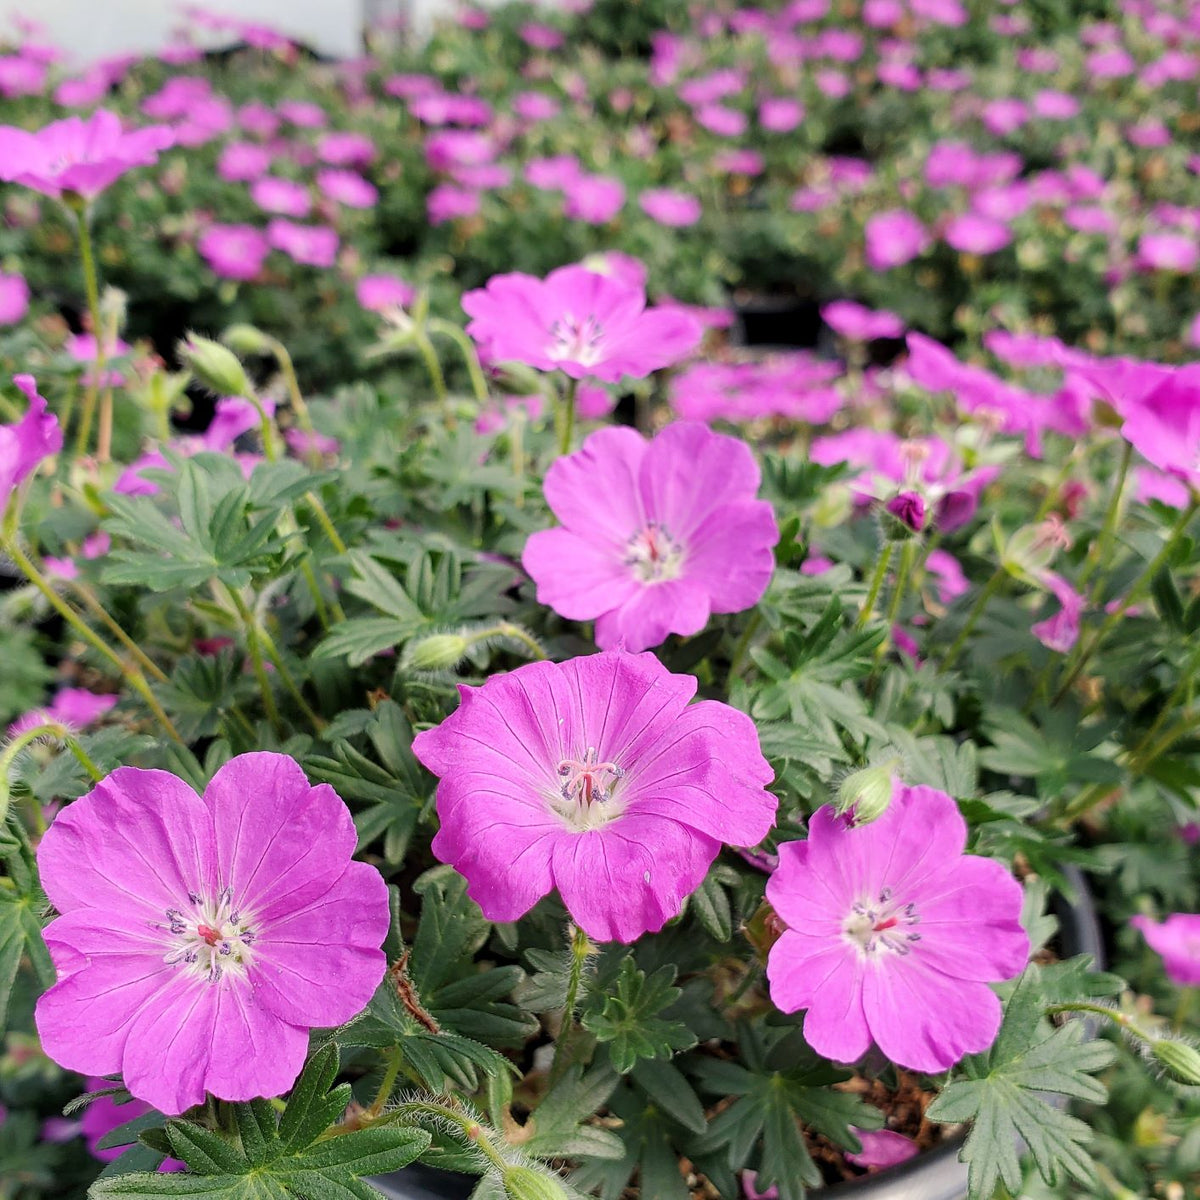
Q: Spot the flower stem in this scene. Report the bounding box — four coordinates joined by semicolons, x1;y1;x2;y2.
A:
937;566;1005;674
874;540;915;668
265;337;316;436
388;1101;509;1175
855;541;893;629
256;624;325;732
228;589;281;732
68;577;169;683
2;530;182;743
558;376;579;457
0;722;104;825
414;331;448;416
1079;440;1132;590
369;1047;405;1116
549;923;591;1087
1053;499;1199;704
73;215;108;459
428;318;489;404
729;610;762;679
1174;987;1194;1032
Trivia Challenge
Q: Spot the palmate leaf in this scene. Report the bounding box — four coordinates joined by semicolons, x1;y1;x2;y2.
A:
89;1048;429;1200
582;959;696;1075
925;967;1117;1199
0;866;54;1028
514;1065;624;1162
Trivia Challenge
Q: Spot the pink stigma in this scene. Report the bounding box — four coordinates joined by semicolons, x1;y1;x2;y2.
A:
196;924;222;946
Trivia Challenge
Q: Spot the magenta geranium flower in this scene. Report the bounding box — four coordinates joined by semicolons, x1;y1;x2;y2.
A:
639;188;703;227
865;210;929;271
0;271;29;325
1131;914;1200;985
9;687;117;736
411;651;776;943
845;1128;919;1171
462;265;700;383
766;784;1029;1072
34;752;388;1115
2;375;61;503
0;109;172;200
523;423;778;651
80;1078;184;1170
266;219;340;268
197;224;270;281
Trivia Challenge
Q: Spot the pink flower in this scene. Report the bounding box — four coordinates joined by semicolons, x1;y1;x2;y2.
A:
0;109;173;200
316;169;378;209
34;753;388;1115
1031;572;1084;653
411;651;776;943
821;300;905;341
945;213;1013;255
427;183;480;224
695;104;747;137
316;131;375;167
278;100;326;129
671;358;842;424
462;265;700;383
357;273;415;312
250;176;311;218
217;141;272;182
523;423;778;651
639;188;702;227
1137;232;1199;273
266;220;339;268
80;1078;184;1170
563;174;625;223
759;97;804;132
0;271;29;325
197;224;270;282
2;376;61;502
525;155;581;190
766;784;1028;1072
9;688;117;736
845;1128;919;1170
285;429;340;458
1115;364;1200;490
865;210;930;270
1131;914;1200;986
0;54;47;97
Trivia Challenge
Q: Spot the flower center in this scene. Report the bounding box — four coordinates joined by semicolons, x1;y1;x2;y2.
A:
161;888;257;984
546;313;605;366
843;887;921;957
549;746;625;832
624;521;684;583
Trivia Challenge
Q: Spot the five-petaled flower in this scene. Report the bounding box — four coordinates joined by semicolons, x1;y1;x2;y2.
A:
766;783;1029;1073
411;650;777;943
35;752;389;1115
523;423;779;652
0;109;173;200
1;375;62;504
461;264;701;382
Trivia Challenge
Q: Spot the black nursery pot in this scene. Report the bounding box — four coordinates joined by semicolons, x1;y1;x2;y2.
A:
371;866;1103;1200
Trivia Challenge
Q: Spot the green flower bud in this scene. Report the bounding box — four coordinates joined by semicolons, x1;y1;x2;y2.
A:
1152;1037;1200;1086
502;1166;570;1200
404;633;470;671
835;759;901;826
221;323;274;356
177;333;252;397
1002;515;1072;583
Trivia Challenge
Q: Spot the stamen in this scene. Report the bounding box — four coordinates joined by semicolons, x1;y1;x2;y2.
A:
556;746;624;806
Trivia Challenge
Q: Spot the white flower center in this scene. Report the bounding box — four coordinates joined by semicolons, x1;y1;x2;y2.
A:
546;313;605;366
548;746;626;832
843;888;921;957
624;521;684;583
161;888;258;984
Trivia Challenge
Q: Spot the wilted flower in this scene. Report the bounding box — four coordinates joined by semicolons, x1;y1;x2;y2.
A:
845;1128;919;1170
35;753;389;1114
523;423;778;651
1;376;61;503
0;109;173;200
411;651;776;942
766;783;1028;1072
1131;914;1200;986
462;265;700;382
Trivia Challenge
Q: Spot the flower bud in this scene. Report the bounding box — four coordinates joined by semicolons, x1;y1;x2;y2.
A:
403;633;470;671
835;760;900;826
177;333;251;397
883;491;926;538
744;899;788;960
502;1166;570;1200
221;323;273;356
1152;1037;1200;1086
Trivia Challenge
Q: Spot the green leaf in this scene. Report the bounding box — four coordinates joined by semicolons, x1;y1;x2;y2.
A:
409;865;491;995
925;967;1117;1198
582;959;696;1075
101;1116;430;1200
519;1066;624;1161
277;1045;351;1154
630;1060;707;1135
0;886;51;1029
1151;565;1185;632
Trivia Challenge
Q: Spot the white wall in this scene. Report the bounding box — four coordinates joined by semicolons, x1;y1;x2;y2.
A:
0;0;374;63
